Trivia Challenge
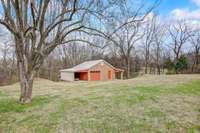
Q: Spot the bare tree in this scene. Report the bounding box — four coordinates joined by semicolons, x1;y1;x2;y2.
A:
168;21;191;63
0;0;124;103
58;42;103;67
142;14;156;74
189;29;200;72
1;41;10;72
0;33;16;84
152;17;166;74
111;22;143;78
104;1;160;78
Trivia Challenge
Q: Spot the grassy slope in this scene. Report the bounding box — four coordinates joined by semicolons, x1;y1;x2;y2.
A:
0;75;200;133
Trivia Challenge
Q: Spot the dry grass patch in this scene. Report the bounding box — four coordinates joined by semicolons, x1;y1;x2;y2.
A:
0;74;200;133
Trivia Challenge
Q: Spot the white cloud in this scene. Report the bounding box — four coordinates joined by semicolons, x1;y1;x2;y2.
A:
192;0;200;7
170;8;200;20
167;8;200;30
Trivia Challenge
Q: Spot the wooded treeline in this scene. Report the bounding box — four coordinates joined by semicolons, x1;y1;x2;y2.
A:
1;15;199;85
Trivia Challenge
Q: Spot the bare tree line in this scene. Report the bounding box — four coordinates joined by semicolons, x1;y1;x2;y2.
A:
41;15;200;77
1;15;199;80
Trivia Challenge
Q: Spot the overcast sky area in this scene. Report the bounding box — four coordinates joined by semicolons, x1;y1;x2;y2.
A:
0;0;200;58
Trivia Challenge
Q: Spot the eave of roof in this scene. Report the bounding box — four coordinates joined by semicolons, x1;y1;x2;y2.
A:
60;60;103;72
60;59;124;72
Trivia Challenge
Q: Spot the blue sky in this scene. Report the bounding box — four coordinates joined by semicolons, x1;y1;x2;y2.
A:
0;0;198;20
155;0;199;15
157;0;196;14
146;0;200;21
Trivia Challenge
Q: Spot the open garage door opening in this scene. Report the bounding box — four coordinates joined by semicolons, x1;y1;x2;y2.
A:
74;72;88;81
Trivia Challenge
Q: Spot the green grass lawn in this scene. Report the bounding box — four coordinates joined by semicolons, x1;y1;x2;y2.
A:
0;75;200;133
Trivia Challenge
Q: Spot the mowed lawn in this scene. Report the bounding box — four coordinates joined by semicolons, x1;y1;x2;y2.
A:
0;75;200;133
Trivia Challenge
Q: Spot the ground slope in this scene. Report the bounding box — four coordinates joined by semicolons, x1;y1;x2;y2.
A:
0;75;200;133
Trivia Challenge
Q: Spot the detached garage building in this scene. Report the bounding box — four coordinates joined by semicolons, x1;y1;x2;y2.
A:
60;60;124;81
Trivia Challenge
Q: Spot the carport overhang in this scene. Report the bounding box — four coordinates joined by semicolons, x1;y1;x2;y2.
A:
60;69;89;81
60;70;75;81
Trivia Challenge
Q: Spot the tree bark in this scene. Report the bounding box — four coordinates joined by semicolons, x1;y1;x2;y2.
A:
157;65;161;74
145;63;147;74
18;61;36;103
127;61;130;78
145;51;149;74
194;50;199;73
156;51;161;75
126;56;130;79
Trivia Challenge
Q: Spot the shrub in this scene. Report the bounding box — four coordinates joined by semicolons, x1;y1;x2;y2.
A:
175;55;188;73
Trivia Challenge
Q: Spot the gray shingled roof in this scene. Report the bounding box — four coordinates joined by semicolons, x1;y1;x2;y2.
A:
60;60;111;72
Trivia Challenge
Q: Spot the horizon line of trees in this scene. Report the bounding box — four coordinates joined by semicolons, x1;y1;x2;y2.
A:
1;17;199;85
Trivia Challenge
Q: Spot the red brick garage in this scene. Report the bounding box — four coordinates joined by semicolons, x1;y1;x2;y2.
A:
60;60;124;81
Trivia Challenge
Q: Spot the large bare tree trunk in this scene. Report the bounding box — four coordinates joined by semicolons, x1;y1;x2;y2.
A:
15;37;37;103
18;62;36;103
